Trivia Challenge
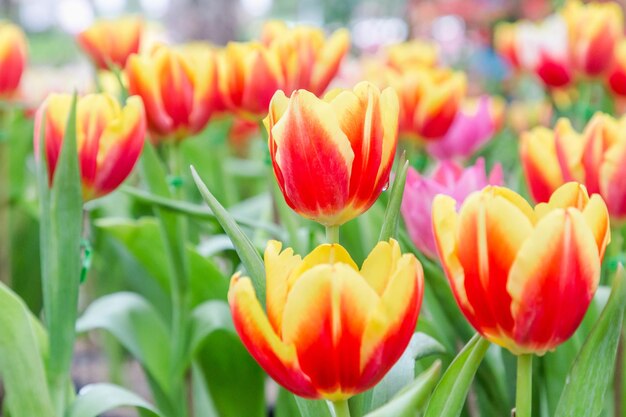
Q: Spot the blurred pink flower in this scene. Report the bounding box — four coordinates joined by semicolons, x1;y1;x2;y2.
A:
426;96;498;160
401;158;503;258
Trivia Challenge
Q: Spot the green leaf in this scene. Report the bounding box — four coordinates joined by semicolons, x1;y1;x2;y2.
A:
379;154;409;242
76;292;172;394
0;281;54;417
191;165;266;307
424;334;491;417
189;300;234;353
196;330;266;417
122;186;284;238
37;93;83;411
97;217;228;306
554;266;626;417
364;361;441;417
66;383;163;417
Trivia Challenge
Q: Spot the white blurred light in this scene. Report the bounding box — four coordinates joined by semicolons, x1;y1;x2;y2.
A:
56;0;94;34
241;0;273;17
351;18;408;51
140;0;170;18
94;0;127;16
19;1;54;32
432;15;465;44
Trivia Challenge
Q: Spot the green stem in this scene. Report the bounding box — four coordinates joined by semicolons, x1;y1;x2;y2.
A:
332;399;351;417
0;109;11;286
326;225;340;244
515;354;533;417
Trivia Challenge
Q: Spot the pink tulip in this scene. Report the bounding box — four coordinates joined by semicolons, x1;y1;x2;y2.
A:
426;96;498;160
401;158;503;259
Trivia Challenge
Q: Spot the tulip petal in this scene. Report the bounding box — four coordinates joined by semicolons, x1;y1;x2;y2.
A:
310;28;350;95
507;209;600;354
289;243;357;286
229;275;317;398
271;90;354;225
359;239;402;295
360;254;422;388
600;141;626;220
520;127;563;203
281;264;378;398
264;240;303;334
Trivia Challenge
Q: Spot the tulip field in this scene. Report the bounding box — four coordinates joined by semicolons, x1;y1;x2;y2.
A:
2;1;626;417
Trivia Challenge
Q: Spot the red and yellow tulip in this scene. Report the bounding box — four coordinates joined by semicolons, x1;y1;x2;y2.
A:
34;93;146;200
266;81;398;226
563;0;623;76
229;239;424;400
77;17;143;70
217;41;284;120
0;21;27;99
494;22;520;69
126;43;217;140
433;182;609;355
521;113;626;219
390;67;467;140
263;21;350;96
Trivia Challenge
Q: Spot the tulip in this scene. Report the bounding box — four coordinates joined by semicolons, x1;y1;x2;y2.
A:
391;67;467;140
494;22;520;69
126;43;217;140
217;41;285;119
426;96;502;160
401;158;503;259
34;93;146;200
607;40;626;97
266;81;399;226
516;15;573;88
520;118;582;203
0;22;27;98
563;0;623;76
432;182;609;355
77;17;143;70
385;40;438;71
261;21;350;96
229;239;424;400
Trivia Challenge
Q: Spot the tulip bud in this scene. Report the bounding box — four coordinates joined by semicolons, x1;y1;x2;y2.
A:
266;81;399;226
77;17;143;70
432;182;609;355
34;93;146;200
126;44;217;141
0;21;27;99
229;239;424;400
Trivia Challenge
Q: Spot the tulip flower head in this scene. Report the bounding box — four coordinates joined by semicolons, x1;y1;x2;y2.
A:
77;17;143;70
426;96;502;160
34;93;146;201
0;21;27;99
515;14;573;88
229;239;424;400
263;21;351;96
217;41;285;120
401;158;503;259
521;113;626;220
494;22;520;69
433;182;609;355
385;40;439;71
563;0;623;76
266;81;399;226
391;67;467;140
126;44;217;141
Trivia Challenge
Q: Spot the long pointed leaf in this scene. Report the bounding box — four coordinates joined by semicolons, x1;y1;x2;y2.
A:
191;165;266;305
379;154;408;241
0;282;54;417
424;334;491;417
555;266;626;417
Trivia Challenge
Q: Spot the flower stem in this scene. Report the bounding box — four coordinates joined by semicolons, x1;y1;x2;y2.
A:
515;354;533;417
326;225;340;244
332;399;351;417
